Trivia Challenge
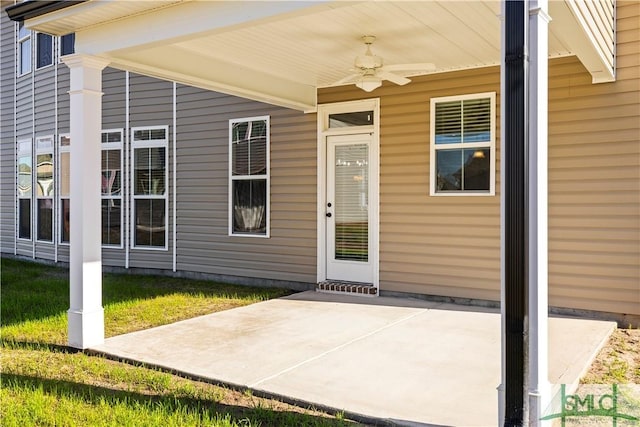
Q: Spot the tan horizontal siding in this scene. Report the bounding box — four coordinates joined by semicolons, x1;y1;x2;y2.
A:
321;67;502;301
316;2;639;316
547;1;640;315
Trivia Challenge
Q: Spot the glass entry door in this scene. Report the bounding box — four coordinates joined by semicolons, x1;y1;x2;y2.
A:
326;134;374;283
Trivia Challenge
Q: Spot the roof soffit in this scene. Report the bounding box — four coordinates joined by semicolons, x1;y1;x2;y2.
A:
18;0;615;111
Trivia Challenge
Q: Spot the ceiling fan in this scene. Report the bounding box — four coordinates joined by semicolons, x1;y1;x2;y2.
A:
334;36;436;92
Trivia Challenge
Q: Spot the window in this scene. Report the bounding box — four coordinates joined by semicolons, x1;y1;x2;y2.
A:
229;116;269;236
132;126;167;248
36;33;53;69
17;140;32;239
17;23;31;75
36;136;54;242
430;92;496;195
329;111;374;128
59;135;70;243
60;33;75;56
102;130;123;247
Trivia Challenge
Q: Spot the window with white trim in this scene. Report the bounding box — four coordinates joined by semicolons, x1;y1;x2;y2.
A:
102;130;123;247
36;32;53;69
430;92;496;195
36;136;54;242
17;139;32;240
132;126;168;249
229;116;269;237
59;135;70;244
17;22;31;76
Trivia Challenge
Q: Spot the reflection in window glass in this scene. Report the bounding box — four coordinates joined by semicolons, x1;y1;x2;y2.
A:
36;33;53;69
37;154;54;197
61;33;75;56
19;199;31;239
329;111;374;128
232;179;266;234
102;199;121;246
231;120;267;176
18;156;32;197
436;149;490;192
134;199;165;247
61;199;70;243
230;117;269;236
18;23;31;75
102;150;122;196
134;147;165;195
37;199;53;241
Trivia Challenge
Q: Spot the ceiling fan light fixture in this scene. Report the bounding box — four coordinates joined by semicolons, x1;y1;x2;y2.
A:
355;75;382;92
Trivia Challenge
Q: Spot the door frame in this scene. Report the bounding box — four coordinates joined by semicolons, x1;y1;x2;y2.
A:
316;99;380;289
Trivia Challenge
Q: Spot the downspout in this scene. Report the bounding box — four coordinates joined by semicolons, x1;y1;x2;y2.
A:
31;31;35;259
14;21;18;255
172;82;177;272
502;0;528;424
125;71;130;268
54;36;58;263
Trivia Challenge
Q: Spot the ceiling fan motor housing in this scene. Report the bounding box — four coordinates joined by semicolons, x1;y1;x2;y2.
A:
355;53;383;70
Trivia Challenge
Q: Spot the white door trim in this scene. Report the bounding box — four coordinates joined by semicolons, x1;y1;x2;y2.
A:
317;99;380;289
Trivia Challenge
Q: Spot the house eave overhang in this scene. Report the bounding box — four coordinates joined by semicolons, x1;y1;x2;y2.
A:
6;0;615;111
5;0;86;23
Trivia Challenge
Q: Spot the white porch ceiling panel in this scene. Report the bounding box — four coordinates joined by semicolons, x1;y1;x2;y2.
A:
24;0;610;111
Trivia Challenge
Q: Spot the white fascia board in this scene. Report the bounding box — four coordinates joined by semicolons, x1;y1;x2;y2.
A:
108;46;317;112
23;1;111;35
74;1;331;55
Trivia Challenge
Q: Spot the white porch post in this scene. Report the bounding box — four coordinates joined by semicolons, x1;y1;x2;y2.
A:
528;0;551;424
62;54;109;349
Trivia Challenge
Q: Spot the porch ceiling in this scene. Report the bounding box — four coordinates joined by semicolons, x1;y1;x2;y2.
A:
21;0;609;111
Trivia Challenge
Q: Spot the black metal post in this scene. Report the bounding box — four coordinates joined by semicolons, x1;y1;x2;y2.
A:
504;0;528;425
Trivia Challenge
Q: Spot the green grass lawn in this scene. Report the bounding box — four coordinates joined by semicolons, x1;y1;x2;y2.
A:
1;257;354;426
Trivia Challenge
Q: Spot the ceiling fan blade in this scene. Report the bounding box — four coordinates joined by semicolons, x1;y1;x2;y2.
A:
382;63;436;72
333;73;361;85
378;71;411;86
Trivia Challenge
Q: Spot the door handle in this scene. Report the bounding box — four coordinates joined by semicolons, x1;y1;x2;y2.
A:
326;212;332;218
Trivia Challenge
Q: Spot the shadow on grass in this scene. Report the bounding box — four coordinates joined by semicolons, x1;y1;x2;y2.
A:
1;257;292;328
2;373;352;427
0;339;81;353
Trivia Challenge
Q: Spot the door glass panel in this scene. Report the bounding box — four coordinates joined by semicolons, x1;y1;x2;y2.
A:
334;144;368;261
329;111;374;128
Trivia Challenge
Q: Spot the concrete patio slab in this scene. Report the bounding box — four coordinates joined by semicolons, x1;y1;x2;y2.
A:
90;291;615;426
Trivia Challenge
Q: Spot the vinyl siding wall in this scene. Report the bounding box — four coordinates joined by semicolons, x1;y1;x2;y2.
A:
318;1;640;315
33;40;56;262
127;73;174;270
547;1;639;315
0;19;319;287
1;2;637;317
0;8;15;254
175;85;317;284
13;15;34;259
319;67;503;302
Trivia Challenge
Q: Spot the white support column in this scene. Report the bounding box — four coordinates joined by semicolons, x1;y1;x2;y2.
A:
62;54;109;349
528;1;551;425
